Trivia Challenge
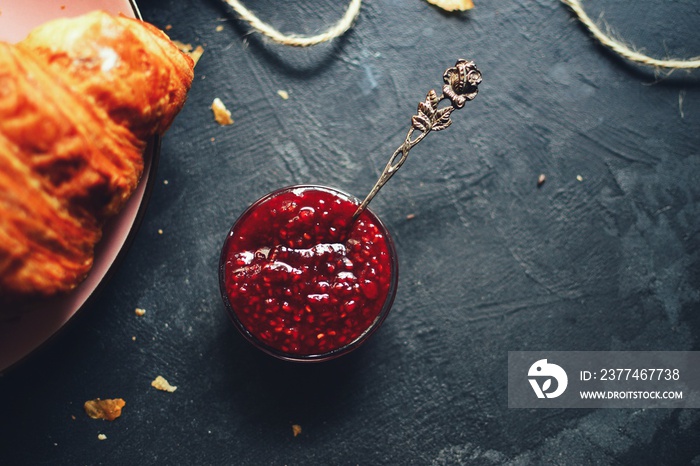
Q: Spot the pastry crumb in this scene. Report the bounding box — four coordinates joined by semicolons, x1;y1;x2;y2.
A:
277;90;289;100
189;46;204;66
173;40;204;66
98;434;107;441
406;213;416;220
576;175;583;182
216;25;224;32
158;229;163;235
152;375;177;393
165;24;172;31
132;336;136;341
84;398;125;421
163;179;169;185
537;174;546;187
211;98;234;126
425;0;473;11
135;307;146;316
292;424;302;437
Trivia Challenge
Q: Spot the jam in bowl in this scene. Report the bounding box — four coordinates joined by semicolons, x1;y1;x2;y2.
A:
219;185;398;362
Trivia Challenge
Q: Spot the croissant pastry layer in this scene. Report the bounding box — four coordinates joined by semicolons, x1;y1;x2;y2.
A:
0;11;194;303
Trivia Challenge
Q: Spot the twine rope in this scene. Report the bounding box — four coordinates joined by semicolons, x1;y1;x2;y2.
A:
222;0;362;47
222;0;699;70
561;0;700;69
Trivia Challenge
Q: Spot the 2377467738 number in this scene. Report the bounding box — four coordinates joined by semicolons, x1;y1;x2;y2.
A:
599;368;680;381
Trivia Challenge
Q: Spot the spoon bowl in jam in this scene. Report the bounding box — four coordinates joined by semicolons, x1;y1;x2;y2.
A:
219;60;481;362
219;185;398;362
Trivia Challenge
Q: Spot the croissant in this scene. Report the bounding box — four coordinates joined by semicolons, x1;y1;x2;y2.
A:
0;11;194;303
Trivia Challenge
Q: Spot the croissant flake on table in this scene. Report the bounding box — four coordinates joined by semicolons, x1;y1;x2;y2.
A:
0;11;194;305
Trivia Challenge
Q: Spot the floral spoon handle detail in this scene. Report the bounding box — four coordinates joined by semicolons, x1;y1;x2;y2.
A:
352;59;482;223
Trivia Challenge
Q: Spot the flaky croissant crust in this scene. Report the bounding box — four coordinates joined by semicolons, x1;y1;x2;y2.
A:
0;11;194;302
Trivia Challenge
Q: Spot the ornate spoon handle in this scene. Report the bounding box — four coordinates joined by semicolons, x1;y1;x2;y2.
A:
351;59;482;223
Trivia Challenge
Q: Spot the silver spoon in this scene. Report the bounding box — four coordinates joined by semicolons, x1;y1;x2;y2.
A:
351;59;482;223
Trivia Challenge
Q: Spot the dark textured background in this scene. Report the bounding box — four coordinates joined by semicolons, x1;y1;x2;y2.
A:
2;0;700;464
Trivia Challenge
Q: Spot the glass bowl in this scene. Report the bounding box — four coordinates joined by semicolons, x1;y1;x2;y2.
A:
219;185;398;362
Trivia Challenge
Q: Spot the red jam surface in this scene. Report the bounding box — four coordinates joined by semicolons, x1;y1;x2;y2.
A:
221;186;396;359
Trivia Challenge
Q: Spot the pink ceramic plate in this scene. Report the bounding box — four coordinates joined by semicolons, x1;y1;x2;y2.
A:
0;0;156;374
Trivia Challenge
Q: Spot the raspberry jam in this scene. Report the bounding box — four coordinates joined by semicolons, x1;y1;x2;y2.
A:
219;185;398;362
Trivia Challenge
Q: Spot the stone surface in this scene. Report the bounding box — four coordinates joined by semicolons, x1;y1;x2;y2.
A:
1;0;699;463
